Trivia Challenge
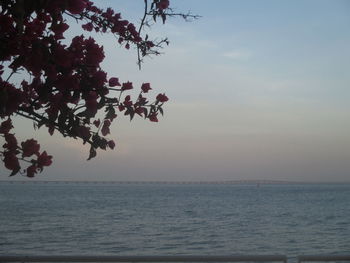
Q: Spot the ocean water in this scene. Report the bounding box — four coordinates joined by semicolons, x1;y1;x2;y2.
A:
0;182;349;258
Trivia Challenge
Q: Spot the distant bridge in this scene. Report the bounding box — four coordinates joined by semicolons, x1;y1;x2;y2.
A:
0;180;325;185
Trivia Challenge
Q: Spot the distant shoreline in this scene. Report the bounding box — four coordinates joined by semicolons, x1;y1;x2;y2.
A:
0;180;349;184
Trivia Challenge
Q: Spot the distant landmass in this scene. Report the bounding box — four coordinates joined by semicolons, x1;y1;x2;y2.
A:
0;179;347;184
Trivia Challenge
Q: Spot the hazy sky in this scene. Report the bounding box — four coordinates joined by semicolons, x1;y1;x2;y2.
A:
1;0;350;182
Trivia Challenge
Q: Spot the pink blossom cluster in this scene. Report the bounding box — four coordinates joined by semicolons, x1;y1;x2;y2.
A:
0;0;170;177
0;119;52;177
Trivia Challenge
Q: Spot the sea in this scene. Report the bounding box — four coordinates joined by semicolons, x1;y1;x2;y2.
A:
0;182;349;260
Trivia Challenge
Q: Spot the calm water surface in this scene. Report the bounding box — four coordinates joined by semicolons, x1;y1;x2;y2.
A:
0;182;349;257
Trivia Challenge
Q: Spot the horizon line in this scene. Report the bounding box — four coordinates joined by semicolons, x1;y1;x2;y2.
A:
0;179;349;184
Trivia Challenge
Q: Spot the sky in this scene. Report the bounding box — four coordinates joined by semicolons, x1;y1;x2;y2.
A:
1;0;350;182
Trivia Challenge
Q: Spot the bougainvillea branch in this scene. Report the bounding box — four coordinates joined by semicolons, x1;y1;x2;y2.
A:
136;0;200;69
0;0;197;178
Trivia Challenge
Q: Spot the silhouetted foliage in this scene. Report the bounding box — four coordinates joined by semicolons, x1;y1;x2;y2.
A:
0;0;198;177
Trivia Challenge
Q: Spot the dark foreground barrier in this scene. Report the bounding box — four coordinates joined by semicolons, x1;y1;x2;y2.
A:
298;255;350;263
0;256;286;263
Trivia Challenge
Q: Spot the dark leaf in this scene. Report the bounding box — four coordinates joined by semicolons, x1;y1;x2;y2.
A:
68;114;75;128
129;110;134;121
150;105;156;113
57;111;67;128
87;146;96;160
9;55;25;71
105;106;116;120
37;119;46;129
143;107;148;118
106;97;118;103
98;138;108;150
9;167;20;177
161;14;166;24
158;106;164;116
124;106;133;116
91;134;99;148
97;97;106;109
48;125;54;136
77;110;88;118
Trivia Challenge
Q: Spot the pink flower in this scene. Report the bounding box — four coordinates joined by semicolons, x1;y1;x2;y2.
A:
146;41;155;48
77;126;91;142
51;22;69;39
156;93;169;103
26;165;37;178
141;83;152;93
103;8;114;19
127;23;137;34
85;91;98;114
2;84;24;115
157;0;170;10
92;70;107;87
53;45;73;68
118;105;125;112
66;0;87;14
109;77;121;87
108;140;115;149
149;113;158;122
37;151;53;168
123;95;132;106
3;152;20;171
134;107;145;116
82;22;93;32
121;81;133;91
85;37;105;66
93;119;101;128
21;139;40;157
101;120;111;136
4;134;17;151
0;119;13;134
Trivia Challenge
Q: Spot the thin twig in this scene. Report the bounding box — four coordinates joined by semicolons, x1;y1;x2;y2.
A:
137;0;149;70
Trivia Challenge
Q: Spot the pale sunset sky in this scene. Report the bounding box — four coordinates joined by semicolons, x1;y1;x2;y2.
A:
1;0;350;182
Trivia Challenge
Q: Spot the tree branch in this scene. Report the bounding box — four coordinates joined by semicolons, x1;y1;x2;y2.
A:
137;0;149;70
